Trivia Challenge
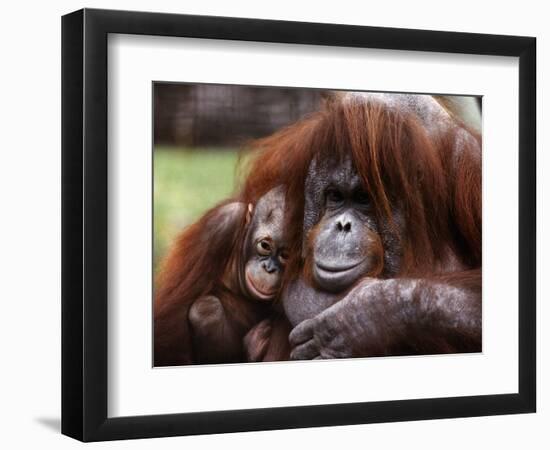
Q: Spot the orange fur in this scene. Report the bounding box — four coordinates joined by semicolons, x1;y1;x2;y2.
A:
241;96;482;281
154;199;247;366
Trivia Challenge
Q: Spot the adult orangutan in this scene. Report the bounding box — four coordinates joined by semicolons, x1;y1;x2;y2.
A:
154;186;291;366
242;93;482;360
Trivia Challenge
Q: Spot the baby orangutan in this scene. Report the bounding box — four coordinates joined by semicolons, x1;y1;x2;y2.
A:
187;186;290;364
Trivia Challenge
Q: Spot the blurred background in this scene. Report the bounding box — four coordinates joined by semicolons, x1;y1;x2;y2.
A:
153;83;332;270
153;83;481;272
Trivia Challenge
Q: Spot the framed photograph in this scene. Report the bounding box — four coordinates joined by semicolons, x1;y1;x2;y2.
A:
61;8;536;441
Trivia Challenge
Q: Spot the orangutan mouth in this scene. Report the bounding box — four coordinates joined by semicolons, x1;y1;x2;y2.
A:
246;273;277;300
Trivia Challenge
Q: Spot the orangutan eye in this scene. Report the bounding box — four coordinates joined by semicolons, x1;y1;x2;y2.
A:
278;250;289;265
326;188;344;204
257;240;272;256
354;190;370;205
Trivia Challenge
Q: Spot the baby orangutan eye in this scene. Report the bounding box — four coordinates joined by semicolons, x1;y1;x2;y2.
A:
256;239;272;256
278;250;289;265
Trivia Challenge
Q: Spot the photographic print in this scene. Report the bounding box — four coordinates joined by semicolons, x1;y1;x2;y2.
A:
62;11;536;440
153;84;482;367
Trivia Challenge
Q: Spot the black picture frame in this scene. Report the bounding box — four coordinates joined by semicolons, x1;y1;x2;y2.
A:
61;8;536;442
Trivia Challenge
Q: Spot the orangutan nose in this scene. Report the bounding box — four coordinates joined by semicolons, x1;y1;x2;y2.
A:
336;217;352;233
263;259;278;274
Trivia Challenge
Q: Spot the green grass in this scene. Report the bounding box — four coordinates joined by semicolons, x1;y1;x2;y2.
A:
154;146;241;271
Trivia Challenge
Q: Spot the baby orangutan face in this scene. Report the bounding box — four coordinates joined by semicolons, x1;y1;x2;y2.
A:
243;186;288;301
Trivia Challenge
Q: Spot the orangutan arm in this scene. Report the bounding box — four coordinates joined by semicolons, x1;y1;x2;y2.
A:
289;274;481;360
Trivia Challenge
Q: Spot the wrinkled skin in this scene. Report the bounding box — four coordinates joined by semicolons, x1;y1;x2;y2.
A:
305;158;383;293
288;278;481;360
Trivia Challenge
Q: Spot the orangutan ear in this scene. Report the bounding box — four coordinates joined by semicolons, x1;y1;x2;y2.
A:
245;203;254;225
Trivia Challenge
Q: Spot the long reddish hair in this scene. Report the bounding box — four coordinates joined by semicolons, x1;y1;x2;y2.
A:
239;95;481;280
154;199;247;366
